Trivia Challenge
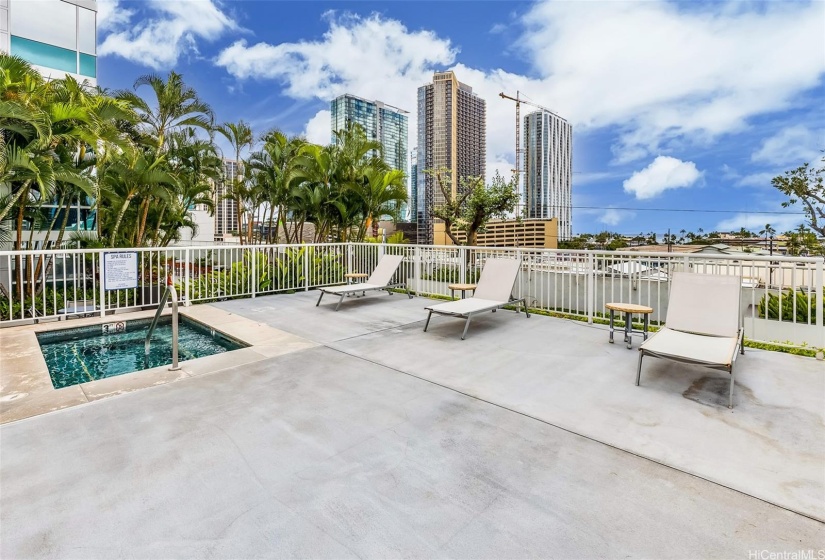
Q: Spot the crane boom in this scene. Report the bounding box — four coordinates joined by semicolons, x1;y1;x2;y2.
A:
499;92;559;177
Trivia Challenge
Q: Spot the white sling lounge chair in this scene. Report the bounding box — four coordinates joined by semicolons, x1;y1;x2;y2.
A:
316;254;411;311
636;272;745;408
423;258;529;340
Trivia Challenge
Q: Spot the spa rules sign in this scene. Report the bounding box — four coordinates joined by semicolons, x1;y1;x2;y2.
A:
103;251;138;290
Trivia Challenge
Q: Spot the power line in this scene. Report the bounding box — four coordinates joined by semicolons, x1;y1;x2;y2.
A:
570;206;806;216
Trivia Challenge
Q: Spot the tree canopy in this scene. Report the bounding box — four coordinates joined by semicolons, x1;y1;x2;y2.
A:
772;153;824;237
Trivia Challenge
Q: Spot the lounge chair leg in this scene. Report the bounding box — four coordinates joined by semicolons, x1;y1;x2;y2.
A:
523;300;530;318
423;310;433;332
461;315;472;340
407;285;413;299
316;291;324;307
635;351;644;386
335;293;344;311
728;367;735;409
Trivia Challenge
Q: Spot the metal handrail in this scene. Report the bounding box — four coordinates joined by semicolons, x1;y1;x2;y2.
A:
145;279;180;371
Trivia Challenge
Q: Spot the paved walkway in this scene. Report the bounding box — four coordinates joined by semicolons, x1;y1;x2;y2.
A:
1;290;823;558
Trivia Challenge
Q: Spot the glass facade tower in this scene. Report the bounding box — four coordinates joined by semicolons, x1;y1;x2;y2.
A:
1;0;97;84
524;110;573;240
330;94;409;177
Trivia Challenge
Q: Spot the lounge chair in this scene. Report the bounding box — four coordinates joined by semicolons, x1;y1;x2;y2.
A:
636;272;745;408
58;300;100;319
316;254;411;311
423;258;529;340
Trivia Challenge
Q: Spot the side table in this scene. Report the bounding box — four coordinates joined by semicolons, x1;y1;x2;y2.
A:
344;272;369;297
448;283;477;300
605;302;654;349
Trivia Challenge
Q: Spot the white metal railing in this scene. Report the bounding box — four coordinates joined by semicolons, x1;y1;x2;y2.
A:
1;242;823;349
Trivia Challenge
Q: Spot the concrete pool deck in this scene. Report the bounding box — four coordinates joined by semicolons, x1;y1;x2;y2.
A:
0;305;317;423
1;290;823;558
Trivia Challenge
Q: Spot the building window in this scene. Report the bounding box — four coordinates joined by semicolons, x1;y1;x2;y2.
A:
79;53;95;77
11;35;76;73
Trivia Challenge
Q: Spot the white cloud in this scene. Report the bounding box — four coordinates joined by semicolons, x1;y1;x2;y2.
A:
716;213;804;233
96;0;133;31
623;156;702;199
521;0;825;162
599;208;635;226
751;125;824;166
99;0;237;69
735;172;776;188
303;110;331;145
215;14;455;96
214;2;825;176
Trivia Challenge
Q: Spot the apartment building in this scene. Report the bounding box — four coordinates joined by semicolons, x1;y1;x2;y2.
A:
524;110;573;240
0;0;97;85
213;159;240;240
416;71;486;244
330;94;409;176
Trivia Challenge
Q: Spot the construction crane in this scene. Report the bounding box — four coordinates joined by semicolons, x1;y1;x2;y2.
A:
498;91;559;175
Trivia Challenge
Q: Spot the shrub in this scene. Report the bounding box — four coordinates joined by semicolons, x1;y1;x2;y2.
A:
758;290;820;323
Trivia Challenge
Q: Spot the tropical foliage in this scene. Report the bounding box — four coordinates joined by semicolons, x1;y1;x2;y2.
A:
758;290;821;324
1;54;407;307
429;169;520;246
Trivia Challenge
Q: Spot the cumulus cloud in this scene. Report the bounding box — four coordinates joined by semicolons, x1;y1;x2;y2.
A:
521;0;825;162
599;208;635;226
99;0;237;69
623;156;702;199
212;2;824;176
303;110;332;145
215;14;455;96
735;172;777;188
96;0;133;31
716;213;803;233
751;125;824;166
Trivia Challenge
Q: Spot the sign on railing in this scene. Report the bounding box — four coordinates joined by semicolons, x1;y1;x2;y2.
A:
103;251;138;290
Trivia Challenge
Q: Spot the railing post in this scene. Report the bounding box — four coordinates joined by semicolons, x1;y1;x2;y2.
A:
184;248;191;306
816;259;824;348
347;242;353;274
459;247;466;284
516;248;523;302
586;251;595;324
98;250;106;318
250;246;257;299
304;245;310;291
414;245;421;296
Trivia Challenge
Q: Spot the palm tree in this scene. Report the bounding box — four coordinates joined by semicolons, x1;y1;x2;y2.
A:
248;130;305;243
102;149;177;247
216;120;255;244
353;167;407;241
117;72;214;153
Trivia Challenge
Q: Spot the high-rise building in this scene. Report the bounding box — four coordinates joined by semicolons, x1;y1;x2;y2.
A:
214;159;240;240
1;0;97;86
524;110;572;240
408;148;418;222
416;71;486;244
330;94;409;176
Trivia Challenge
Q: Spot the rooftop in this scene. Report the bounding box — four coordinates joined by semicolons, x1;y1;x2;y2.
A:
1;290;823;557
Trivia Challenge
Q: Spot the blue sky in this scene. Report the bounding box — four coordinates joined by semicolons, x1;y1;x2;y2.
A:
96;0;825;236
